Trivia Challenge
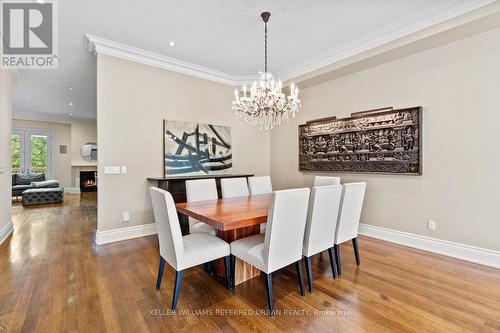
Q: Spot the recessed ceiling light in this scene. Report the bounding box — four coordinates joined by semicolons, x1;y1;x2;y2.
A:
69;87;74;91
70;113;73;116
69;102;74;106
169;41;175;47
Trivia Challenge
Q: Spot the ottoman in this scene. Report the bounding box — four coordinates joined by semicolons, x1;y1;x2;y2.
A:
22;187;64;206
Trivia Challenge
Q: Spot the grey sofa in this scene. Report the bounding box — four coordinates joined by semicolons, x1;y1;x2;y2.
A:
12;173;59;197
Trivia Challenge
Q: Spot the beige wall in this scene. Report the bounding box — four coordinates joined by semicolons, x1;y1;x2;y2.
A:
12;119;72;188
97;54;270;231
271;27;500;251
0;70;14;240
71;121;97;166
70;121;97;188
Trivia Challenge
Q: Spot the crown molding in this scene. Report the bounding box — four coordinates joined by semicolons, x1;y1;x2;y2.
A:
84;0;495;87
13;109;95;124
279;0;497;82
84;34;257;87
287;2;500;88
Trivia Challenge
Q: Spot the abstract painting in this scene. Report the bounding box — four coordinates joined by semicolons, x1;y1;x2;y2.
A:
164;120;232;176
299;106;422;175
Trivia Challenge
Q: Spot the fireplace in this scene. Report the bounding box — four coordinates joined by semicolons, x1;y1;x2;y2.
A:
80;171;97;192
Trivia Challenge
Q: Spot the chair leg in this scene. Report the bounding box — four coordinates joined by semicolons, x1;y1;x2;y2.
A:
304;256;313;293
352;237;360;265
224;255;231;290
171;270;183;311
264;273;274;315
230;255;236;289
295;260;305;296
156;257;166;290
327;247;338;279
334;244;342;276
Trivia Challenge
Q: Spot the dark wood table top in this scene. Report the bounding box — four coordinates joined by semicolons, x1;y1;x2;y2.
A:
175;194;272;231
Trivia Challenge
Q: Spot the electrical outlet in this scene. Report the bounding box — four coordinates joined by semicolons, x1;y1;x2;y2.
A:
427;220;436;231
122;212;130;223
104;166;121;175
121;166;127;174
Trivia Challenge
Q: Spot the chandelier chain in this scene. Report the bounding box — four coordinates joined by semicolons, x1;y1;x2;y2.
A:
264;20;268;73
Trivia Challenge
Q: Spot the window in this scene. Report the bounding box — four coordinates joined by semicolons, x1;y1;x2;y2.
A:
12;128;53;178
11;132;22;174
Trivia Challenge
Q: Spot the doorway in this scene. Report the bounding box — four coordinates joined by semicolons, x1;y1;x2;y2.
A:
11;128;54;178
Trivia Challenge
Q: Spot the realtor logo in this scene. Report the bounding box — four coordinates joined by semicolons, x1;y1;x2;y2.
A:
1;0;58;69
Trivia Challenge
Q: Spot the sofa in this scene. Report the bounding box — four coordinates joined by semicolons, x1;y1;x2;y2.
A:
11;173;59;197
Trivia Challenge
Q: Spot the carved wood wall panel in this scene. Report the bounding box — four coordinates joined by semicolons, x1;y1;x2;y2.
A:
299;106;422;175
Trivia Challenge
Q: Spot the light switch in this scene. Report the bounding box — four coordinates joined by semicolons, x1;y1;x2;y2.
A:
121;166;127;174
0;165;5;173
104;166;121;175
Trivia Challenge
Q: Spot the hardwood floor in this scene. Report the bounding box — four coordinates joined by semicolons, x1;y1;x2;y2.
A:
1;193;500;332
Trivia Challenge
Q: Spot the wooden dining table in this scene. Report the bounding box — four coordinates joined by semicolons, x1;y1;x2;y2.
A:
175;194;272;285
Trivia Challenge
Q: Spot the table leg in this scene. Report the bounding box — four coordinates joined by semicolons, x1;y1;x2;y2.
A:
215;225;261;285
177;213;189;236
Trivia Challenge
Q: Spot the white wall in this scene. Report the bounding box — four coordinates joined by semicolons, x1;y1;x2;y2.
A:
271;27;500;251
0;70;14;244
97;54;270;232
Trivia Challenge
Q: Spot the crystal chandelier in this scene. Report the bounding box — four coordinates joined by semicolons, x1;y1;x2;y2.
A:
232;12;301;132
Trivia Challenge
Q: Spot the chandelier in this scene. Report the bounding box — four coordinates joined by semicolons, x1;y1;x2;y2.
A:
232;12;301;132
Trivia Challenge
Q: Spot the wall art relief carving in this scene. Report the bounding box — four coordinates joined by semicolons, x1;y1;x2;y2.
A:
299;106;422;175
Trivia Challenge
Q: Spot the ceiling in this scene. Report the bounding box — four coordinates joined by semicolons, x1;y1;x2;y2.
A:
11;0;494;121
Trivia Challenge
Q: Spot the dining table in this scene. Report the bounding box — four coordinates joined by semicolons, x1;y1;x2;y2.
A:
175;194;272;285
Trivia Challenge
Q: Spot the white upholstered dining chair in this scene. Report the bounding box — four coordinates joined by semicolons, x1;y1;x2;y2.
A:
248;176;273;195
313;176;341;187
185;179;217;235
150;187;231;311
334;182;366;275
230;188;311;315
220;177;249;198
248;176;273;233
302;184;343;292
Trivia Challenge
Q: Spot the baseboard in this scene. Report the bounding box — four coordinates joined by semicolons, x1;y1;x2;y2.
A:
93;221;500;268
95;223;157;245
0;221;14;246
64;187;81;194
359;223;500;269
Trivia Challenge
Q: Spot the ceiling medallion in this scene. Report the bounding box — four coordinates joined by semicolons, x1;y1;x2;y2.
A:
232;12;301;132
